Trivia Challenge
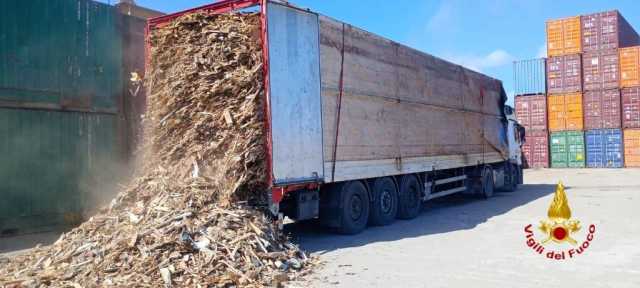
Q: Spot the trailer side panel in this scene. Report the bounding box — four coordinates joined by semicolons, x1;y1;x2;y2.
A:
318;16;507;183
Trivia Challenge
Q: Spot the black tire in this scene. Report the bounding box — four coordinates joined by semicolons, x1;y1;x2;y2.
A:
369;177;398;226
397;175;422;220
518;165;524;184
481;167;495;199
503;164;518;193
337;181;370;235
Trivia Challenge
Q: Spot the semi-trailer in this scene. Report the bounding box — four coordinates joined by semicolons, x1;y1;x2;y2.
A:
147;0;525;234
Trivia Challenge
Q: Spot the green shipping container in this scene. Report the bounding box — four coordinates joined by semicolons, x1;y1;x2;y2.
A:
0;0;123;112
0;0;135;233
0;108;122;232
550;131;586;168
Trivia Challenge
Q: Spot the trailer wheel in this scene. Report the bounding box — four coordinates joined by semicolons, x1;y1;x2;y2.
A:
369;177;398;226
397;175;421;220
481;167;495;198
518;165;524;184
503;163;518;192
338;181;370;234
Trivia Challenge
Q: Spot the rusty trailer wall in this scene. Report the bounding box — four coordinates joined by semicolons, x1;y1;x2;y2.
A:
317;15;508;182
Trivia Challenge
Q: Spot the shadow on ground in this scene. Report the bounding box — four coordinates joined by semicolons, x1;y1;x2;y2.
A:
286;184;557;254
0;229;65;255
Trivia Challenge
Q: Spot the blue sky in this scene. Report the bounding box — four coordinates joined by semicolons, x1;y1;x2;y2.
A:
103;0;640;105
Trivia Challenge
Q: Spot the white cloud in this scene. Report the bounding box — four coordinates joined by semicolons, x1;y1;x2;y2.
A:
445;49;515;73
426;2;454;32
536;44;547;58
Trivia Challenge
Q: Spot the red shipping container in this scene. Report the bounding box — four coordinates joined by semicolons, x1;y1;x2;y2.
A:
515;94;547;131
584;89;622;129
547;54;582;94
581;11;640;53
522;130;549;168
582;50;619;91
622;87;640;128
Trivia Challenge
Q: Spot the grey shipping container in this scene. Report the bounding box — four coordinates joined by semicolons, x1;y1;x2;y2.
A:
547;54;583;94
581;10;640;53
583;50;620;91
513;58;546;96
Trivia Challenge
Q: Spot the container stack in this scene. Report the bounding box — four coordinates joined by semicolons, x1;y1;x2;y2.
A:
546;16;587;168
581;11;639;168
514;59;549;168
515;10;640;168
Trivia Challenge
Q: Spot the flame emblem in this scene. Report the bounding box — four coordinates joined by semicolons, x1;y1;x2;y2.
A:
539;182;581;245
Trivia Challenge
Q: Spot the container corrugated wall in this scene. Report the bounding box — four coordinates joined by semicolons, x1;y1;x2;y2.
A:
585;129;624;168
0;108;120;231
582;50;620;91
581;11;640;53
515;94;547;131
522;130;549;168
547;16;582;56
548;93;584;131
0;0;132;232
514;59;546;96
547;54;583;94
584;89;622;130
623;129;640;167
622;87;640;128
550;131;586;168
0;0;123;112
620;46;640;88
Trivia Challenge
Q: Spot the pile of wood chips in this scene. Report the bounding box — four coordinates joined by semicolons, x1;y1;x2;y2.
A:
0;13;314;287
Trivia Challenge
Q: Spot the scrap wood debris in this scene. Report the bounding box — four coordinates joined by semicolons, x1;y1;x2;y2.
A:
0;12;314;287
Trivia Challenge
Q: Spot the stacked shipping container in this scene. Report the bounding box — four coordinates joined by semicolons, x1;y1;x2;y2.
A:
516;10;640;168
620;46;640;167
580;11;639;168
546;16;586;167
514;59;549;168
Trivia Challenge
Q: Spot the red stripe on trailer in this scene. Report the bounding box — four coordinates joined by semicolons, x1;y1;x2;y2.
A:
148;0;261;27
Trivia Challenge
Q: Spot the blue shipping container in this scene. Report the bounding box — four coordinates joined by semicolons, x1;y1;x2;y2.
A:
513;58;546;96
585;129;624;168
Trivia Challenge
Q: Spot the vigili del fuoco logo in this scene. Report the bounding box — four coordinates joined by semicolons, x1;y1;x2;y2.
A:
524;182;596;260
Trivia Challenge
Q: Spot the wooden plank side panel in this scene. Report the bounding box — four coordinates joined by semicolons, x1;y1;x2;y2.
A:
319;16;506;177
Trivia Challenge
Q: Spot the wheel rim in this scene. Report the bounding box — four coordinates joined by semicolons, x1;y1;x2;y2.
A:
350;194;363;221
380;188;393;214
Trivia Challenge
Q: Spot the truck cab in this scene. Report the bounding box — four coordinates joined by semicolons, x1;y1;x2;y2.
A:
505;105;525;185
505;105;525;166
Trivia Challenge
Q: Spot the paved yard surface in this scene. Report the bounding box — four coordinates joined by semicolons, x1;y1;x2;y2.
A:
289;169;640;288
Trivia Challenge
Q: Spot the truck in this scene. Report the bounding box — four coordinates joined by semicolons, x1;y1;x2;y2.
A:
148;0;525;234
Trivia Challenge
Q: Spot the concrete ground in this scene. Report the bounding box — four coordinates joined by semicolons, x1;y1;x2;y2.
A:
288;169;640;288
2;169;639;287
0;229;63;257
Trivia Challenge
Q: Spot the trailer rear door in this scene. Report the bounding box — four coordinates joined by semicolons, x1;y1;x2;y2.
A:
267;2;324;185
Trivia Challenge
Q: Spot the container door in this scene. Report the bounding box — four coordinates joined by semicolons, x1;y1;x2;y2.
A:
267;3;324;185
